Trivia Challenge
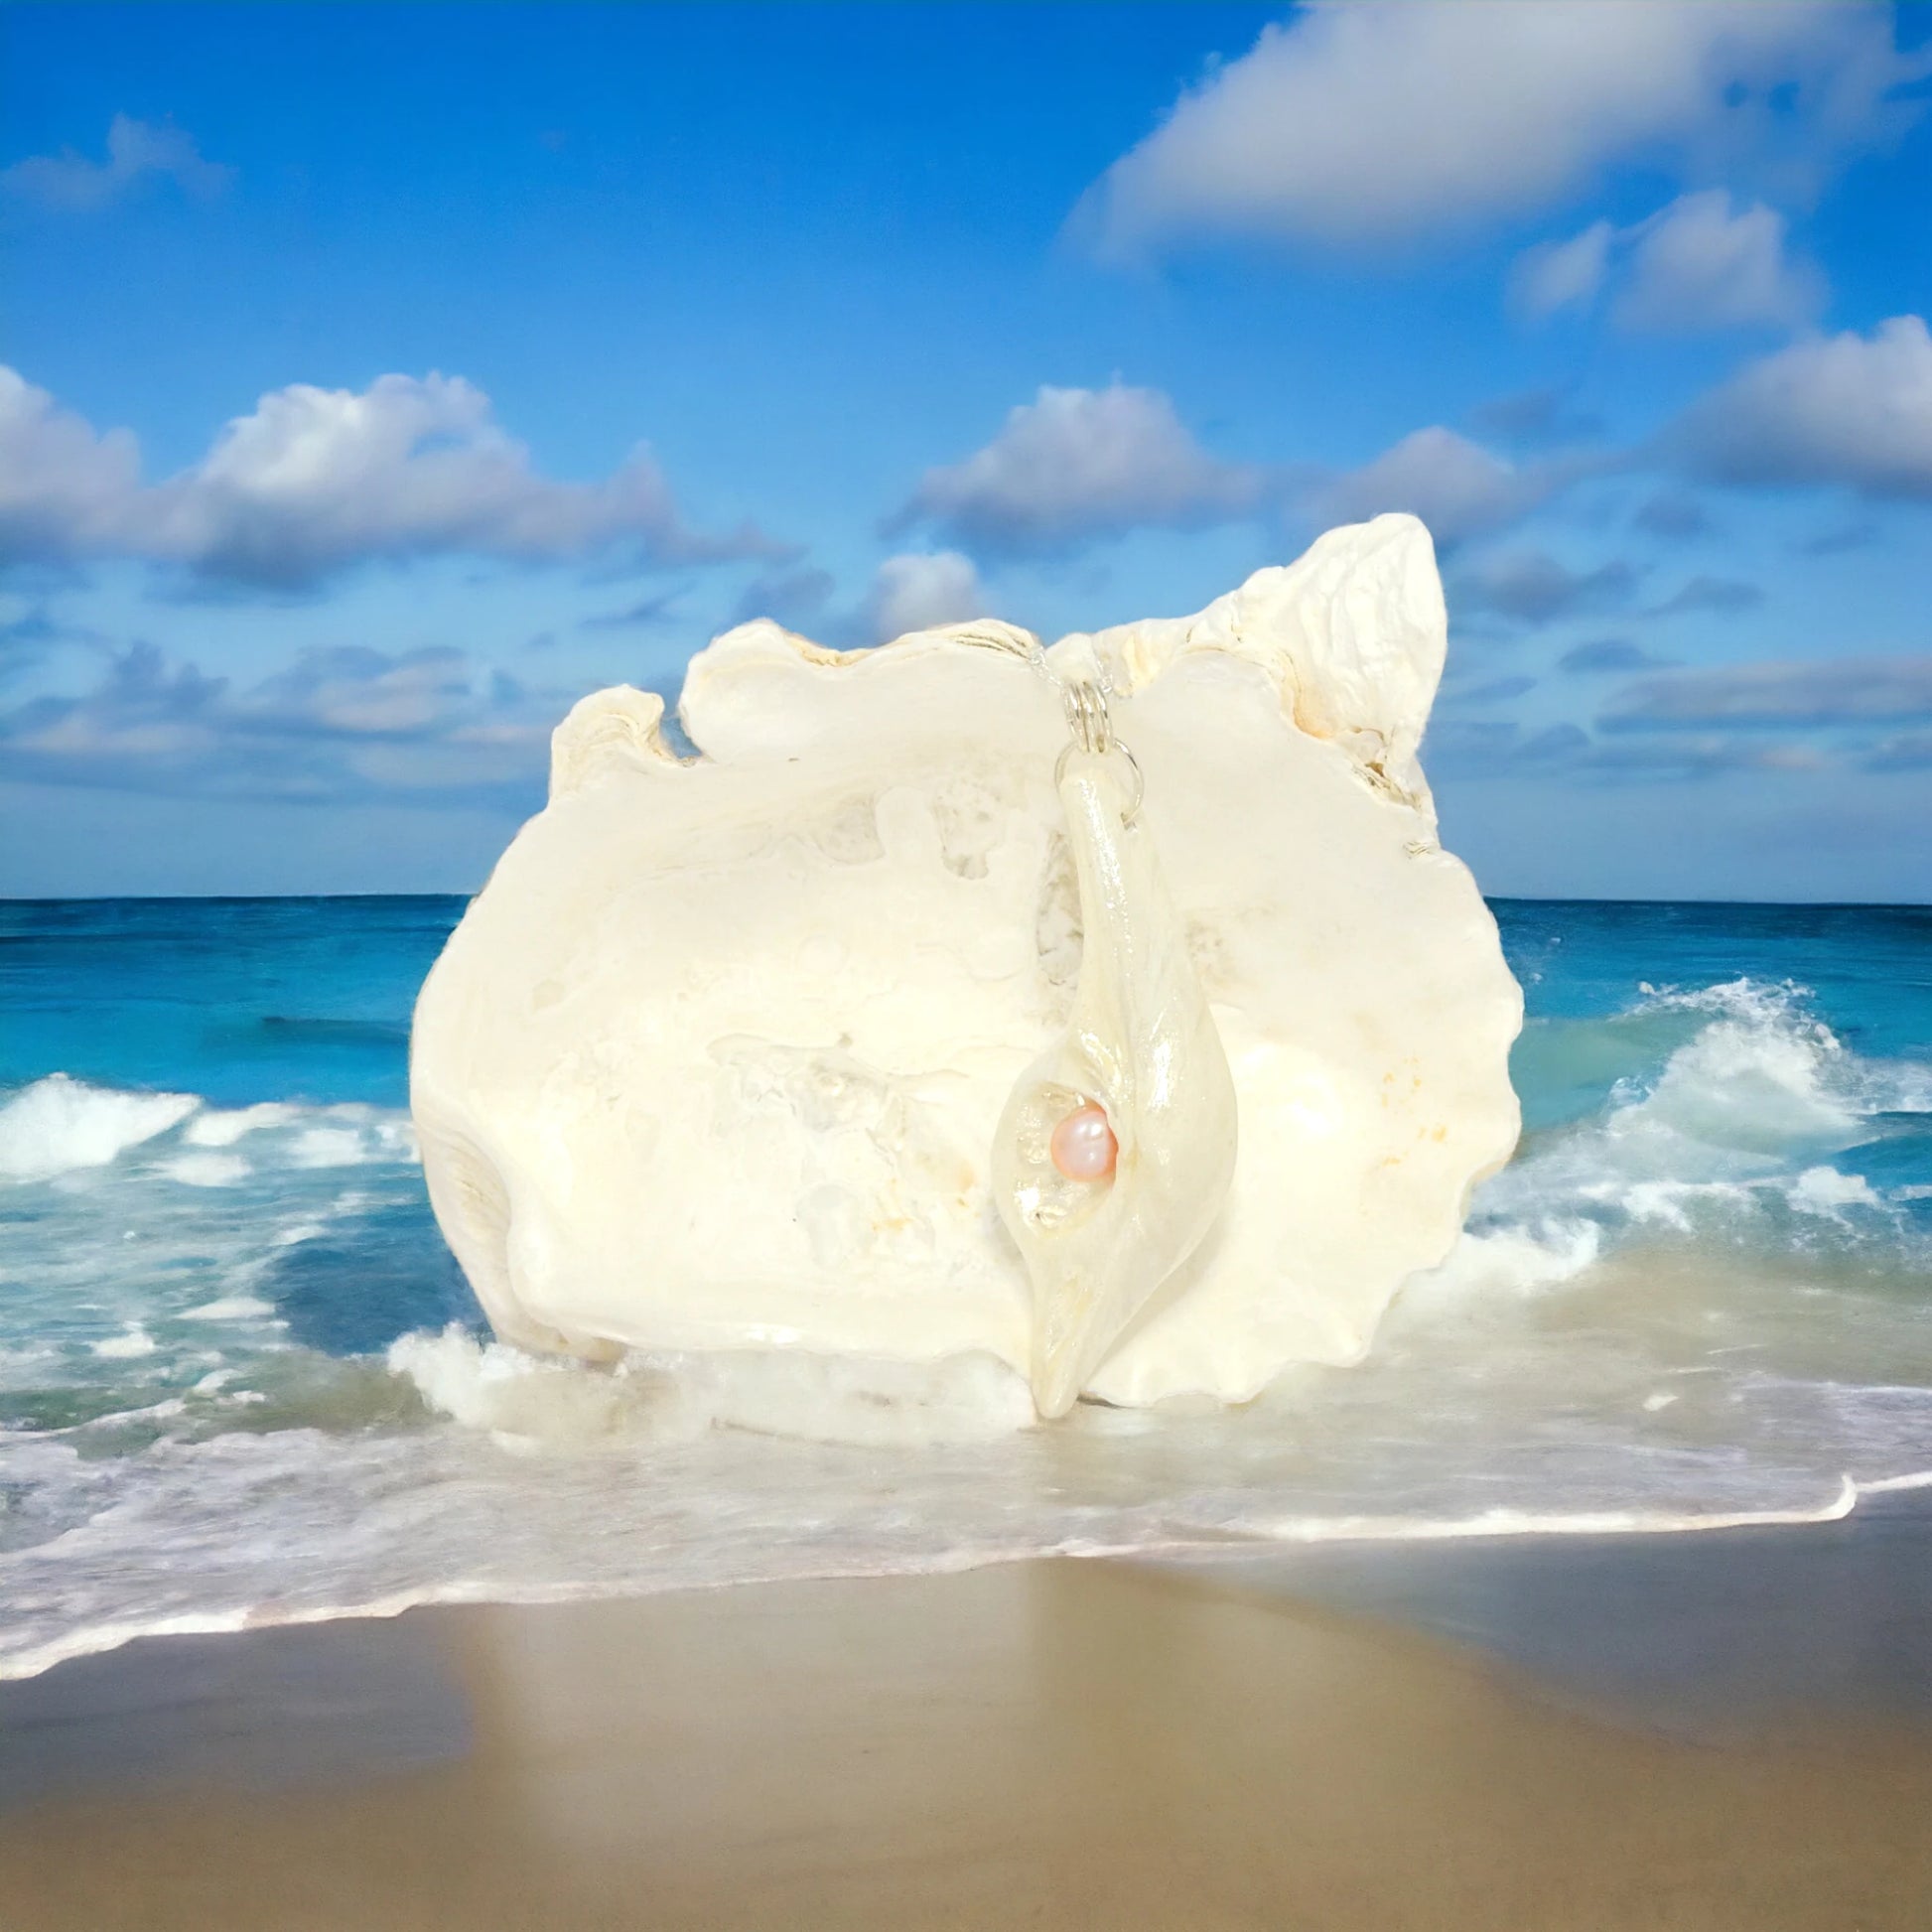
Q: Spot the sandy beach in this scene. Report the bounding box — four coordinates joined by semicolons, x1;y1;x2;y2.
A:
4;1508;1930;1931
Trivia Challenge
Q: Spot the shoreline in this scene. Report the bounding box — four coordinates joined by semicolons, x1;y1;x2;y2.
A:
4;1508;1930;1928
2;1463;1907;1690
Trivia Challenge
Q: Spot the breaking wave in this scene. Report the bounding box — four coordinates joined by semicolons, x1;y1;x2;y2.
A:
0;1075;202;1183
1454;977;1926;1280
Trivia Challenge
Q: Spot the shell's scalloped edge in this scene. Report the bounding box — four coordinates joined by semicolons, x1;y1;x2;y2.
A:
549;685;681;800
546;515;1449;801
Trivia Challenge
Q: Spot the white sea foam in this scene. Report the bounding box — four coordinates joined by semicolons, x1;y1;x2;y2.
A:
391;1327;1035;1451
1788;1166;1883;1217
182;1103;298;1148
91;1325;157;1360
1224;1476;1862;1545
289;1126;371;1168
179;1296;278;1322
633;1345;1036;1446
389;1329;666;1449
0;1074;201;1182
1401;1219;1601;1308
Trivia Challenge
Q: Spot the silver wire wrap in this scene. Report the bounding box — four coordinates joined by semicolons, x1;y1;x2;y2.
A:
1055;678;1144;827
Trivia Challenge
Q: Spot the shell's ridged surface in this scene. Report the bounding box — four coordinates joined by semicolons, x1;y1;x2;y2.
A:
411;515;1523;1410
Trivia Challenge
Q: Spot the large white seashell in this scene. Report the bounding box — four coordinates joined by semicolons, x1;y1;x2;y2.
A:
411;514;1522;1411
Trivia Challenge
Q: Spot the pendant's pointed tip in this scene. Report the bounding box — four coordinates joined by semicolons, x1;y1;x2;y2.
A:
1031;1382;1080;1423
1029;1334;1088;1421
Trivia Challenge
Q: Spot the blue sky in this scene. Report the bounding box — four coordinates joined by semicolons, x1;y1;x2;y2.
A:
2;1;1930;900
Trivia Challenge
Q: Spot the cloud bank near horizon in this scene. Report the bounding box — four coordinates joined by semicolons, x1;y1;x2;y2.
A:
0;367;778;588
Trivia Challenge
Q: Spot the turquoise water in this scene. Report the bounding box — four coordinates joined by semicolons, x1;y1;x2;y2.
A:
2;896;1929;1678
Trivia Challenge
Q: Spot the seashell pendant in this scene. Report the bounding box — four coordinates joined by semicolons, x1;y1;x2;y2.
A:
993;685;1238;1418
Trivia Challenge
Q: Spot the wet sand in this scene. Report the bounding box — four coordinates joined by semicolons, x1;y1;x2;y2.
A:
3;1529;1931;1931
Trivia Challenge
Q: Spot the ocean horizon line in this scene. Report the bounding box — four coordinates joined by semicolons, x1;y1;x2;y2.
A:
5;891;1929;913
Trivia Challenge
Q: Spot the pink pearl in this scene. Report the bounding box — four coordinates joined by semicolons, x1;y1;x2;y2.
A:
1050;1103;1117;1182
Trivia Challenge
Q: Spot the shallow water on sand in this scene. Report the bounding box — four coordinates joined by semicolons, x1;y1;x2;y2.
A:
1;896;1929;1677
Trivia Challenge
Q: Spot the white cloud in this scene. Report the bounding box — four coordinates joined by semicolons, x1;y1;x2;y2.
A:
1600;653;1932;731
889;382;1263;555
1517;192;1823;332
1;114;231;210
1075;2;1924;256
4;644;225;770
232;646;487;740
1513;221;1614;320
0;639;558;802
0;366;774;584
1582;736;1826;777
1430;717;1825;781
1673;315;1932;496
0;367;143;556
870;551;985;640
1312;427;1564;546
1622;192;1822;332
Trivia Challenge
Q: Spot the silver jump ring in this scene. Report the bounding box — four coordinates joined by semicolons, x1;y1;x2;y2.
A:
1054;736;1145;828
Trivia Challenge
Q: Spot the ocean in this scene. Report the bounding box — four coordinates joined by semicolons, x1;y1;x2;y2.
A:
2;895;1929;1680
